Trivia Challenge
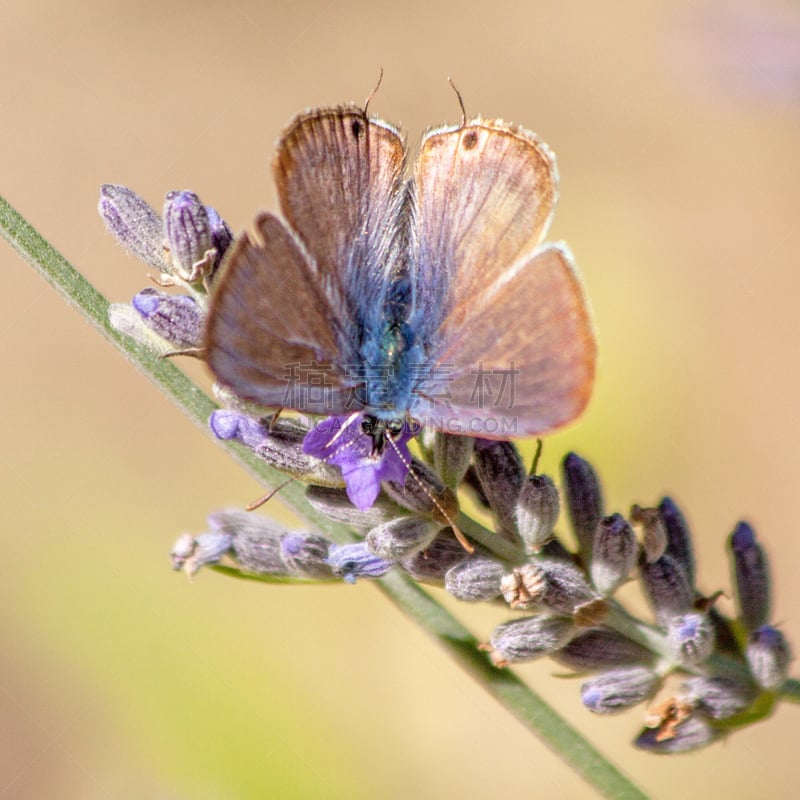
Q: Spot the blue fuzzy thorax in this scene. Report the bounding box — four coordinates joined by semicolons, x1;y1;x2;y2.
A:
356;268;426;419
359;319;421;418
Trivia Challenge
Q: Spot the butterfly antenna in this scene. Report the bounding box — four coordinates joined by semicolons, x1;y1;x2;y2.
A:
386;433;475;554
529;438;544;475
246;475;297;511
161;347;205;360
267;409;284;432
364;68;384;116
447;77;467;127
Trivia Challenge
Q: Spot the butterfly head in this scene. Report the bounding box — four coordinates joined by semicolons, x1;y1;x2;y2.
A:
359;414;410;458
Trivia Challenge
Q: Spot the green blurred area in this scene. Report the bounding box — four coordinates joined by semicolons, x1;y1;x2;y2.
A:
2;0;799;797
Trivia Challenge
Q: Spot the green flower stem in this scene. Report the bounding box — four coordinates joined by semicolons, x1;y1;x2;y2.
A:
457;511;526;562
2;190;787;794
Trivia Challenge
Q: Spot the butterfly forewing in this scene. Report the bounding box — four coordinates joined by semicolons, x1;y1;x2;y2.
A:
205;213;356;413
412;119;558;338
412;244;595;438
274;106;408;314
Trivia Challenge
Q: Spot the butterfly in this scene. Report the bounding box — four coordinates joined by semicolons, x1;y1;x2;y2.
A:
204;103;595;450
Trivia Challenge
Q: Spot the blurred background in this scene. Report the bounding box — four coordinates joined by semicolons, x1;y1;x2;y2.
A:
3;0;800;797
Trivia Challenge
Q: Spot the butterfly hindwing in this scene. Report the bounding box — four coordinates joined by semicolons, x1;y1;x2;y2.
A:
414;243;595;437
205;213;356;413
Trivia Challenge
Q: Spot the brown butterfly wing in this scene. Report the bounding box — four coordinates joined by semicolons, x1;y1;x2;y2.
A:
412;118;559;335
411;120;594;436
411;244;595;437
206;106;409;414
205;213;356;412
274;106;408;309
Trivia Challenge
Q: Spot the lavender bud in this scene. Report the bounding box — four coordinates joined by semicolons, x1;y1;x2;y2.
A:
384;458;459;526
209;409;282;450
108;302;174;354
280;533;333;578
445;556;506;601
682;676;756;720
205;205;233;270
366;517;442;561
207;510;289;576
98;184;166;271
581;666;660;714
433;431;474;489
635;713;720;754
208;508;282;537
228;532;290;576
170;531;233;576
170;533;197;568
562;452;604;559
306;485;403;533
487;615;575;666
630;504;667;563
515;474;560;553
327;542;393;584
172;510;311;579
728;521;771;632
746;625;791;691
209;410;342;487
639;552;694;628
667;612;715;666
590;513;638;596
552;626;655;671
473;439;525;539
163;190;215;282
131;288;204;348
400;531;470;582
501;560;598;616
658;496;696;585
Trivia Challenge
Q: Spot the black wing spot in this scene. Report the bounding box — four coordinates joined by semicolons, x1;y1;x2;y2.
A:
462;130;478;150
351;119;363;139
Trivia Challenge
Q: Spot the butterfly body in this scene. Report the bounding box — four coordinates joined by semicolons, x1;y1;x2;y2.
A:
206;105;595;439
356;318;415;417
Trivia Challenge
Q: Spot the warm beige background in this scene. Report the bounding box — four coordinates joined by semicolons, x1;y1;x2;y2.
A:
3;0;799;797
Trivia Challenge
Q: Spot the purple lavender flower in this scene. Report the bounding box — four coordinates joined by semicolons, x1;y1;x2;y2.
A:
210;408;272;450
302;415;414;511
326;542;393;584
131;288;204;348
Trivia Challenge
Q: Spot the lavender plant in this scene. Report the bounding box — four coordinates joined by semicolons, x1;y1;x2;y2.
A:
3;183;798;799
100;183;796;752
